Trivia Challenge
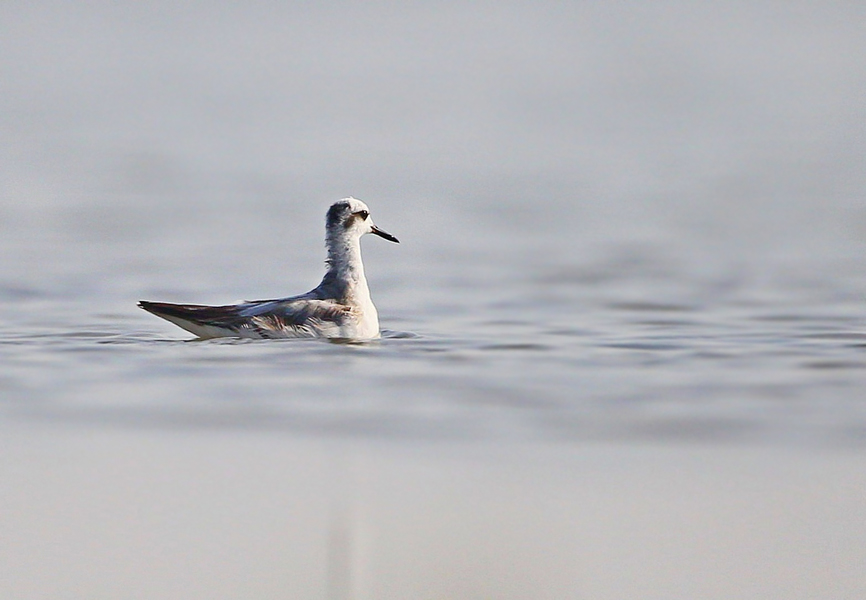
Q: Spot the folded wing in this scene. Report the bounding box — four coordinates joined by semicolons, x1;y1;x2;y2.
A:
138;298;351;339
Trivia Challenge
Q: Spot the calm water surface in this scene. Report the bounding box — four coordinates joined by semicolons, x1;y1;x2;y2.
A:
2;212;866;444
2;3;866;598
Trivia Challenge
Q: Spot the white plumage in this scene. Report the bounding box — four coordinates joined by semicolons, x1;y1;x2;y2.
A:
139;198;399;339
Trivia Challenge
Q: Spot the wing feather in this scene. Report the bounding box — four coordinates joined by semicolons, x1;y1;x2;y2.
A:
138;298;351;338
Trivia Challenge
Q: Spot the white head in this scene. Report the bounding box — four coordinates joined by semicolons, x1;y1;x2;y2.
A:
325;197;399;244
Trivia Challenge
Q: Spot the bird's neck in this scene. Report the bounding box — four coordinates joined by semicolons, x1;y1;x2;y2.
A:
322;235;370;303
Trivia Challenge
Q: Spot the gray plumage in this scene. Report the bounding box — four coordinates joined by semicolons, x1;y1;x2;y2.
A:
138;198;399;339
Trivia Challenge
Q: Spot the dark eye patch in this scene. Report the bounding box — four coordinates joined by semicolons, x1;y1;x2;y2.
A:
342;209;370;229
326;200;352;228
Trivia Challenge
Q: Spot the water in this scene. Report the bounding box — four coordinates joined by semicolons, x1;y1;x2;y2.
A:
2;3;866;599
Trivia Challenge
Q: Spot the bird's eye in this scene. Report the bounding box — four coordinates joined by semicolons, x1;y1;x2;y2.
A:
356;210;369;220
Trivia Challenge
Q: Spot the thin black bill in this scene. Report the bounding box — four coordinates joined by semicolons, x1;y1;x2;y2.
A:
371;225;400;243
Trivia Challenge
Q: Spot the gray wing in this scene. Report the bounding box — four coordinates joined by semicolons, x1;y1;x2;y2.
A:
239;297;352;337
139;296;351;338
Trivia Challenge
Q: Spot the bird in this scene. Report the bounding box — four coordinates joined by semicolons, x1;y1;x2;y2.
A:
138;197;399;340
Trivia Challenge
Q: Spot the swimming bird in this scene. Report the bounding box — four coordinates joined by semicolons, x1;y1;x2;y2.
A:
138;198;399;339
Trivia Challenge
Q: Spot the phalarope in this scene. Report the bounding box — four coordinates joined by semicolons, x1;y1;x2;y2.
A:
139;197;399;339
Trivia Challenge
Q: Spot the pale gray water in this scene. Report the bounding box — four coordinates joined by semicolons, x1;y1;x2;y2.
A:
2;3;866;598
